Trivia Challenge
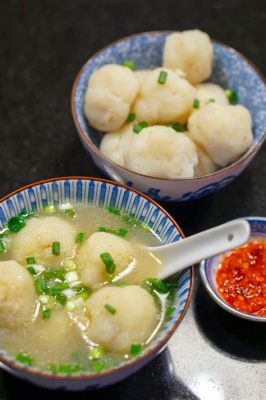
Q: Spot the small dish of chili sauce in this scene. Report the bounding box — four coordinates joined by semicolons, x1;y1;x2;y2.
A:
216;241;266;317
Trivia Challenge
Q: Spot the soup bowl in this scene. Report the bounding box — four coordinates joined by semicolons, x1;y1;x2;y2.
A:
71;31;266;202
200;216;266;322
0;177;193;390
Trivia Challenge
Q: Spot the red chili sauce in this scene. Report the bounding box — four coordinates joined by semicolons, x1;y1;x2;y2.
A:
216;241;266;316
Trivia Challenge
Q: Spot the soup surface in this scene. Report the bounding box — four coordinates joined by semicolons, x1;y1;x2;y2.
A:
0;204;177;374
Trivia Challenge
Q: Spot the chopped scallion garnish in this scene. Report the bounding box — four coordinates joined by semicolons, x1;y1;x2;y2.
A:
27;266;36;275
42;309;51;319
7;216;26;233
16;352;33;366
26;256;36;265
44;205;56;214
193;98;200;109
100;252;116;274
106;207;121;216
158;70;168;84
165;305;175;317
167;123;186;132
62;208;76;218
0;240;5;253
48;363;82;374
88;346;104;360
34;278;48;295
143;278;169;294
121;59;135;70
133;121;148;134
92;361;107;372
225;89;238;104
127;112;136;122
55;293;67;306
208;98;215;103
115;228;128;238
104;303;117;314
52;241;60;256
75;232;85;244
130;343;142;355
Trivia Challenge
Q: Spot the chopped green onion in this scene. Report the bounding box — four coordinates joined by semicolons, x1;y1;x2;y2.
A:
52;241;60;256
34;278;48;295
133;121;148;134
115;228;128;238
106;207;121;216
48;363;82;374
143;278;169;294
100;252;116;274
225;89;238;104
121;59;135;70
75;232;85;244
62;208;76;218
88;346;104;360
92;361;107;372
158;70;168;84
127;112;136;122
130;343;142;355
43;268;65;281
99;226;108;232
165;305;175;317
167;123;186;132
16;352;33;366
193;98;200;109
104;303;117;314
42;309;51;319
56;293;67;306
0;240;5;253
26;256;36;265
7;216;26;233
208;98;215;103
27;266;36;275
44;205;56;214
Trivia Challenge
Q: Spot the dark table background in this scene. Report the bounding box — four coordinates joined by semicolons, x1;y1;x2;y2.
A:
0;0;265;399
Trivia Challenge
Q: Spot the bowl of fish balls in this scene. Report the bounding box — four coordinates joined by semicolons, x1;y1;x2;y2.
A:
72;30;266;201
0;177;193;390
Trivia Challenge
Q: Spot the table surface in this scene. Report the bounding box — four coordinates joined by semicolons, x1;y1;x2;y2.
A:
1;0;265;398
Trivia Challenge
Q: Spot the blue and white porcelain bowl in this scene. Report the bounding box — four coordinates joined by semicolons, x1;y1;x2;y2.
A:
0;177;193;390
71;31;266;202
200;216;266;322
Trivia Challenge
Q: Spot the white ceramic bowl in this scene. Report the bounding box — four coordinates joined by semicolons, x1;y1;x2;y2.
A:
200;216;266;322
71;31;266;202
0;177;193;390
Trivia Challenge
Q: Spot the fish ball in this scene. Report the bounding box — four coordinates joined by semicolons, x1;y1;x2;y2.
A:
188;104;253;166
85;285;158;352
0;260;36;329
125;126;198;178
163;30;213;84
12;216;77;268
84;64;139;132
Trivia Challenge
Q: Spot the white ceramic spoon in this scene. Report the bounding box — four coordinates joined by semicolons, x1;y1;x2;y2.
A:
146;219;250;280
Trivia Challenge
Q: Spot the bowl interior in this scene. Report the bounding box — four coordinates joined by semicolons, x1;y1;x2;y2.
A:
73;32;266;159
0;178;192;376
200;217;266;322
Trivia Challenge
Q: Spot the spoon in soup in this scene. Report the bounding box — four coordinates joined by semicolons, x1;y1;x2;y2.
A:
146;219;250;280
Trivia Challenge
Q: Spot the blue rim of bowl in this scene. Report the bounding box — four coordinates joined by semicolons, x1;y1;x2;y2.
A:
71;31;266;182
200;216;266;322
0;176;194;380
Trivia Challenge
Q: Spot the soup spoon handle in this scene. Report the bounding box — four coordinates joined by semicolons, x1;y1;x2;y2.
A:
147;219;250;280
